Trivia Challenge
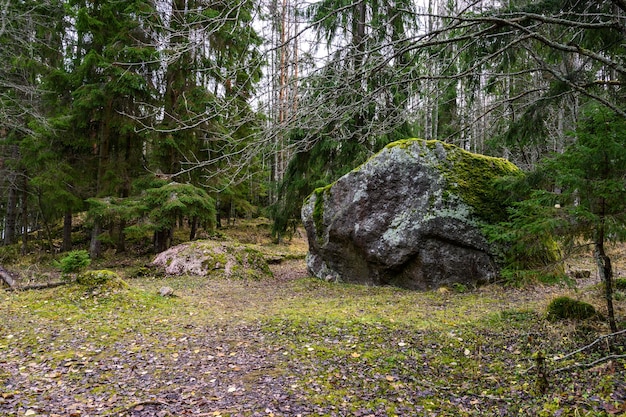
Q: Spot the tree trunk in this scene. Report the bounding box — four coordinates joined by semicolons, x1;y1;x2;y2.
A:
20;180;28;254
62;210;72;252
594;232;618;332
3;144;19;246
89;218;102;259
153;228;171;253
4;183;18;246
189;216;198;240
116;220;126;253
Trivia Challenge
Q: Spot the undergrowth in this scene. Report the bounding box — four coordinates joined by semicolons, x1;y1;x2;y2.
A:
1;225;625;416
2;271;624;416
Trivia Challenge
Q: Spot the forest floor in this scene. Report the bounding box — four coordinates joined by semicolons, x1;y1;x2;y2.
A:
1;219;626;416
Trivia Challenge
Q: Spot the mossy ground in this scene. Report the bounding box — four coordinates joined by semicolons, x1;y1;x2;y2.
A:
1;220;625;416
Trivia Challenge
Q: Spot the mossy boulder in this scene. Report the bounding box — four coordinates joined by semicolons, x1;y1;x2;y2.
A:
546;296;598;321
302;138;521;290
77;269;128;290
152;240;272;280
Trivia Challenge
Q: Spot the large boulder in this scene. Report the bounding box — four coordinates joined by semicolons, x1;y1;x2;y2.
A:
301;139;521;290
152;240;272;280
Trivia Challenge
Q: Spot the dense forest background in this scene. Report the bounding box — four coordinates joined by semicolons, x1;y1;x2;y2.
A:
1;0;625;258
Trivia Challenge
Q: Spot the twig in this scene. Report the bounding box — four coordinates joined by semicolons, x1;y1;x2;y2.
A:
525;329;626;374
554;329;626;362
554;354;626;374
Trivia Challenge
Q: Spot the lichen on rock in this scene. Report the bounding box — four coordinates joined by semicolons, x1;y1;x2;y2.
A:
302;138;521;290
152;240;272;280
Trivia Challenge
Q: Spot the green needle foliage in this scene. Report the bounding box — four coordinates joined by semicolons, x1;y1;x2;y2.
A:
88;181;216;253
496;105;626;330
55;250;91;280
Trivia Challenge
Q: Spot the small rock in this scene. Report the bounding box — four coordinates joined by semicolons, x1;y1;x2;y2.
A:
159;286;175;297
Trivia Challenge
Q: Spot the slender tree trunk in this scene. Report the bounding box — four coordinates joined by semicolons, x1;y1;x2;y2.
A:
62;210;72;252
595;225;618;332
3;144;19;245
4;183;18;245
189;216;198;240
116;220;126;253
153;228;171;253
20;181;28;254
89;218;102;259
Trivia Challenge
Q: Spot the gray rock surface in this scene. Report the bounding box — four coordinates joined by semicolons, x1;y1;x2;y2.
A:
152;240;272;280
301;139;520;290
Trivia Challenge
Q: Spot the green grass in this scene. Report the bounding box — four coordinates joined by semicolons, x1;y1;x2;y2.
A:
1;266;624;416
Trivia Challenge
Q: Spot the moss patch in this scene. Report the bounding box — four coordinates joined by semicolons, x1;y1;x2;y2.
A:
152;240;273;280
310;184;332;243
546;296;598;321
77;269;127;289
388;139;521;223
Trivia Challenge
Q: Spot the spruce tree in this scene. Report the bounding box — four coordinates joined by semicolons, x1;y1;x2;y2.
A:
501;105;626;331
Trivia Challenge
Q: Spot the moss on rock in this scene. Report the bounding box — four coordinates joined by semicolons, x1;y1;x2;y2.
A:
302;138;522;290
77;269;128;290
152;240;273;280
386;139;522;223
546;296;597;322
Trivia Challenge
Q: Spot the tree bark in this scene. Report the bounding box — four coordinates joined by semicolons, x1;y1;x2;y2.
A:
189;216;198;240
4;172;18;245
116;220;126;253
89;218;102;259
62;210;72;252
595;229;618;332
153;228;171;253
20;178;28;254
0;265;17;288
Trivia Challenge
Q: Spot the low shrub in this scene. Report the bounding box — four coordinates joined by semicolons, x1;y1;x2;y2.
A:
546;296;597;322
55;250;91;276
0;244;20;264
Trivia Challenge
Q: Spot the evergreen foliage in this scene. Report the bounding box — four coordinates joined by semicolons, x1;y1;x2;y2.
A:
55;250;91;276
492;105;626;330
87;181;216;253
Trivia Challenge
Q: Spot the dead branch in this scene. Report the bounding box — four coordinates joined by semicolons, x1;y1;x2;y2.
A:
0;265;17;288
3;281;66;291
554;354;626;374
554;329;626;362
